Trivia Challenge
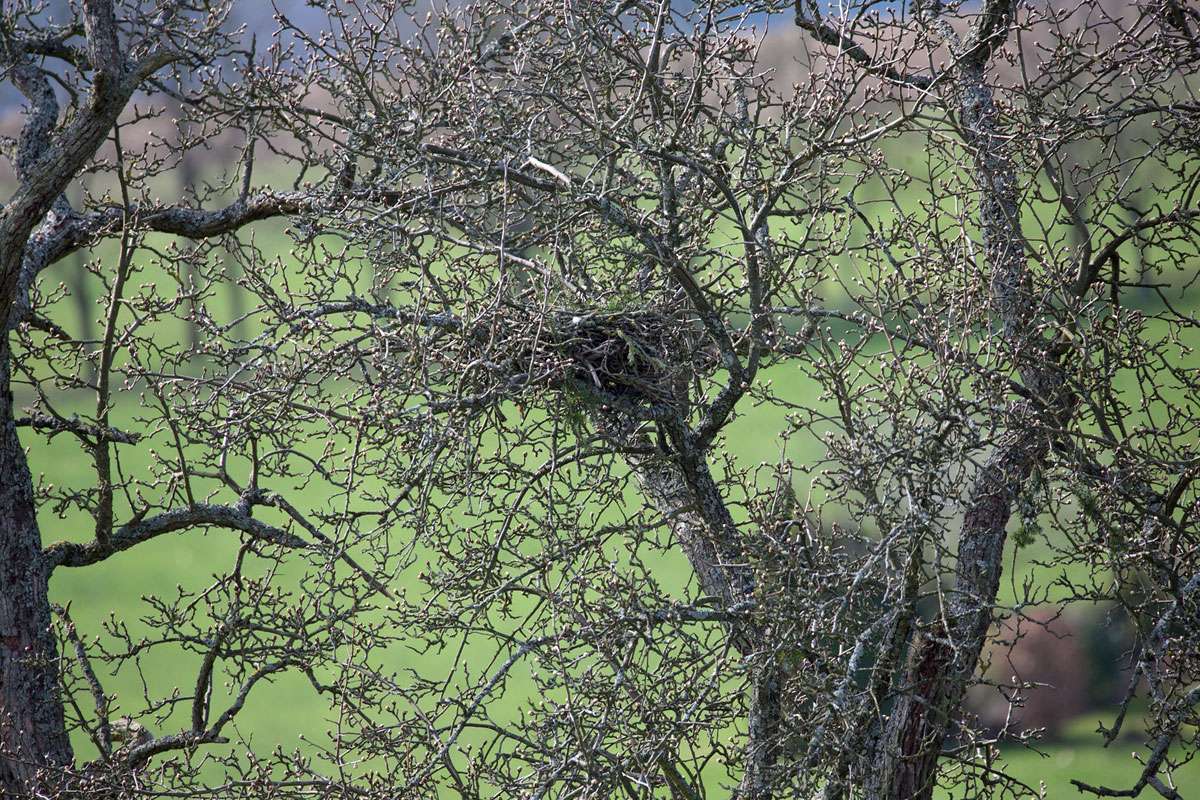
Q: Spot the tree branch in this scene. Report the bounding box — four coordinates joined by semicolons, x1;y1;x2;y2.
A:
15;413;141;445
794;2;936;90
44;502;309;569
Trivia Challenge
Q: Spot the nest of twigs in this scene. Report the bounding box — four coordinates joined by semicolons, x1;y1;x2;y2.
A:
541;309;688;408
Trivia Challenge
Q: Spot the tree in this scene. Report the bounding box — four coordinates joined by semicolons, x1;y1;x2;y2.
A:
1;1;307;793
2;1;1199;798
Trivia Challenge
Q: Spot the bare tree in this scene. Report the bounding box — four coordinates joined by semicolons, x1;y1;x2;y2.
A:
3;1;1200;799
1;1;308;794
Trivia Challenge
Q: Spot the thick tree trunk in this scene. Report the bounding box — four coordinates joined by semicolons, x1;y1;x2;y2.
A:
867;423;1049;799
868;6;1070;797
628;446;783;799
0;342;73;796
742;661;783;799
595;413;781;798
625;446;757;637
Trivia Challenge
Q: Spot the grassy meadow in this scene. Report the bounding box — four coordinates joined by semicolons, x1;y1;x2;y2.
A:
16;144;1200;795
25;347;1200;796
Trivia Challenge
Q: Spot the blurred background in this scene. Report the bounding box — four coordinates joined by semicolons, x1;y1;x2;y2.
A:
5;1;1196;795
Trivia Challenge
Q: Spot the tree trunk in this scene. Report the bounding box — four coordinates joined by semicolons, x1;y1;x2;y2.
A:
594;412;781;797
628;445;783;799
0;341;73;796
867;423;1049;799
868;6;1069;796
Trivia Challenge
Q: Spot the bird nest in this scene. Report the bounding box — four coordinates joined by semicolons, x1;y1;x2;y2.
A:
539;309;688;409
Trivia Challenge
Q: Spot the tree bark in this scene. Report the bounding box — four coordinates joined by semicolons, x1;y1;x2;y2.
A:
624;444;757;644
595;413;780;798
867;423;1050;799
868;4;1070;796
0;341;74;796
629;444;784;799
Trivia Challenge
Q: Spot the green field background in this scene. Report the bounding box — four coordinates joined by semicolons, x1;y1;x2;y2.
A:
17;147;1200;795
